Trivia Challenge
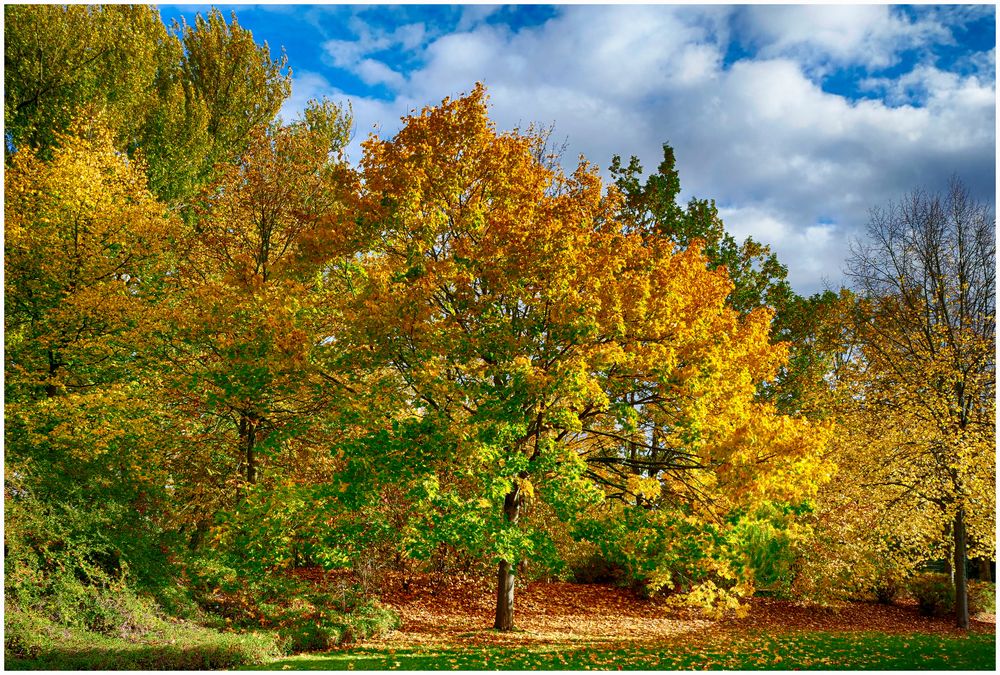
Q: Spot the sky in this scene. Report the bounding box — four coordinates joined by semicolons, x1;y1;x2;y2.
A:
158;3;996;296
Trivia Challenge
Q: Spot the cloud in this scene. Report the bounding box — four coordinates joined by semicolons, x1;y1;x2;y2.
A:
321;19;430;86
278;70;334;123
733;5;952;73
719;206;844;292
278;5;994;295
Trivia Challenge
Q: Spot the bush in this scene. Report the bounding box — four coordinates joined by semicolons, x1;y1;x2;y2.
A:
872;571;904;605
909;573;995;617
278;621;344;653
272;599;400;653
343;602;402;643
910;572;954;617
4;602;282;670
969;580;995;614
570;552;624;585
4;607;53;659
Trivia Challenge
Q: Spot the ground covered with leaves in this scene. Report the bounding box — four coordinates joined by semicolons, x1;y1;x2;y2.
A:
250;573;996;670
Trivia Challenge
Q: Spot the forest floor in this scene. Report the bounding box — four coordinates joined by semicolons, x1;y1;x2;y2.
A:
255;571;996;670
368;573;995;644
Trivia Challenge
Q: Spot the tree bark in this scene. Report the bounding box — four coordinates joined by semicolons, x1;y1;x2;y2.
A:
953;507;969;629
235;414;258;506
493;480;523;631
494;559;515;630
238;413;258;486
245;415;257;485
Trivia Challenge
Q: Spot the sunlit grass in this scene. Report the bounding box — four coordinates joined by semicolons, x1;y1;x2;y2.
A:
247;630;996;671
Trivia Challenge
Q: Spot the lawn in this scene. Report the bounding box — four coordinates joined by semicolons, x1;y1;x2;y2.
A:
8;577;996;670
242;577;996;670
251;631;996;670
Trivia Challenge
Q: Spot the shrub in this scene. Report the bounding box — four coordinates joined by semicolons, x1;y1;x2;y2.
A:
910;573;994;617
872;570;904;605
4;607;53;659
278;622;344;653
570;552;624;585
344;602;402;641
969;580;995;614
273;600;400;653
910;572;954;617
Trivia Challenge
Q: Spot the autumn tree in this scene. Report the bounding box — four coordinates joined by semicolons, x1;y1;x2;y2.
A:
4;117;181;581
844;178;995;628
152;100;356;543
4;5;290;204
172;8;291;197
343;85;831;630
609;145;793;316
609;146;830;420
4;5;175;157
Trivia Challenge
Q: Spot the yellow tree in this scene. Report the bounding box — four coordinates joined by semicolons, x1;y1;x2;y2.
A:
5;117;181;573
844;179;995;628
344;85;832;629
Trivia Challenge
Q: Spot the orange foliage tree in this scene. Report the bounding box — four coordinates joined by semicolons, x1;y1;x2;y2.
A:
150;100;358;540
339;85;832;629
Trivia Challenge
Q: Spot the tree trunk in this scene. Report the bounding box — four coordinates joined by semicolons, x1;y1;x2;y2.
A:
493;480;523;631
235;414;258;506
238;414;258;486
494;559;515;630
953;507;969;629
45;349;60;398
188;518;210;550
245;415;258;485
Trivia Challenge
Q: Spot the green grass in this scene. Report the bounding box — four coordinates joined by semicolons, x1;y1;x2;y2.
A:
247;630;997;671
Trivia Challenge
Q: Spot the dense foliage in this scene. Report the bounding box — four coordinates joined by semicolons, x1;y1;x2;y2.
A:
4;5;994;665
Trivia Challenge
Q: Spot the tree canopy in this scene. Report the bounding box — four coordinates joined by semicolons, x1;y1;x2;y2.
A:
4;5;993;645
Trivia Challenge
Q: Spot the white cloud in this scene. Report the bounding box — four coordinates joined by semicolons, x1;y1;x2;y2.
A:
278;70;334;123
279;5;995;295
735;5;952;74
321;20;430;87
719;206;843;292
456;5;502;32
355;58;404;89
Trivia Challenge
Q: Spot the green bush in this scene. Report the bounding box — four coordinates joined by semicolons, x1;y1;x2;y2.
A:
4;607;53;659
277;621;344;653
909;573;995;617
344;602;402;642
570;552;624;585
272;600;400;654
5;596;282;670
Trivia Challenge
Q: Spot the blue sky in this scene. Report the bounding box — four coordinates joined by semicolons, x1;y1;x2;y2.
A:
159;4;996;295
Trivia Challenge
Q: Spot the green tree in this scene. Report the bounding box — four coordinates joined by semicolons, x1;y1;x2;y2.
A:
174;8;291;195
609;144;793;316
4;118;181;588
4;5;291;205
152;101;355;542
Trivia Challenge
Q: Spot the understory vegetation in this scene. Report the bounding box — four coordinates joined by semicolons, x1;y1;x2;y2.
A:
4;5;995;670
